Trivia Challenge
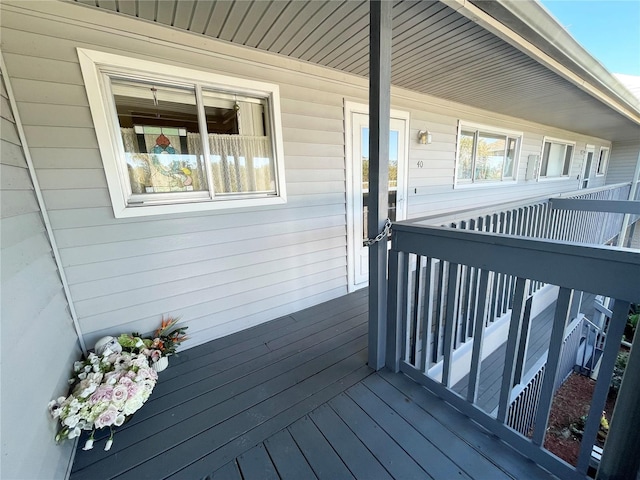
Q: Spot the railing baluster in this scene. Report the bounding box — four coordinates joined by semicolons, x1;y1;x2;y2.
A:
497;277;531;423
432;259;446;363
531;287;574;445
467;269;491;403
513;296;533;385
419;257;434;373
442;262;460;387
385;249;404;373
576;300;630;474
408;254;423;365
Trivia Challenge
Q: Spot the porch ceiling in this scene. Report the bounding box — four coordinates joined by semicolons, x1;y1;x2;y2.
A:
72;0;640;142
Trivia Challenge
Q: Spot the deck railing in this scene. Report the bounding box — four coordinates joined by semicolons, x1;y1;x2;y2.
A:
386;223;640;479
400;183;632;375
506;315;584;436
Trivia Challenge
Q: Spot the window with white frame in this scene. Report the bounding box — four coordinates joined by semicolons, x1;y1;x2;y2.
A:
539;138;574;179
456;122;521;184
78;49;286;217
596;147;609;175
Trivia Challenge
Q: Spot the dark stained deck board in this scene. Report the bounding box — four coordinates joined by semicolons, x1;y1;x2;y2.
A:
71;288;556;480
309;403;393;480
287;416;355;480
263;429;318;480
345;382;472;480
236;443;279;480
378;370;557;480
208;460;242;480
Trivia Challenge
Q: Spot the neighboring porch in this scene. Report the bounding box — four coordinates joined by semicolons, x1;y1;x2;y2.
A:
69;289;555;480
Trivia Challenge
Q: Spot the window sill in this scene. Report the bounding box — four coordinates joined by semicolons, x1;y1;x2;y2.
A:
111;195;287;218
454;180;518;190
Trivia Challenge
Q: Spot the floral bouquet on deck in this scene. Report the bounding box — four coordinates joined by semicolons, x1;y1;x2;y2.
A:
118;316;188;369
48;350;158;451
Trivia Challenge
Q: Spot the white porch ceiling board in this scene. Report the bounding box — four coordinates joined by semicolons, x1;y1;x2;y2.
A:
155;1;175;26
298;2;368;63
219;1;254;42
69;0;640;141
172;0;197;30
256;2;310;51
116;0;136;17
136;0;156;22
278;1;349;57
187;1;215;34
229;1;271;45
202;1;234;39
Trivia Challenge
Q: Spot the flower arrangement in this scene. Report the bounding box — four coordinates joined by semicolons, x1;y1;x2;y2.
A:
118;316;188;368
49;316;187;450
48;350;157;451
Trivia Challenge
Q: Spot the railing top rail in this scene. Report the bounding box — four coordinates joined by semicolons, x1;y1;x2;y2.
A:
391;223;640;303
404;182;632;226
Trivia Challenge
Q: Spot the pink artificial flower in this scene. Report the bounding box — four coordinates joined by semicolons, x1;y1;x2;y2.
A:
94;407;118;429
89;385;114;404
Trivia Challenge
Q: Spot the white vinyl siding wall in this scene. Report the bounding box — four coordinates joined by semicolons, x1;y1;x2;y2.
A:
0;1;618;348
607;140;640;185
0;69;79;480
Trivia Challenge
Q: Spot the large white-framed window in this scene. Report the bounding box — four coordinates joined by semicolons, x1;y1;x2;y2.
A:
539;137;575;179
78;48;286;218
596;147;610;176
455;121;521;185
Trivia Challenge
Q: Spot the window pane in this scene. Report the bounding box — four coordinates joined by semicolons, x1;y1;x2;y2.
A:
475;132;506;181
597;148;608;174
544;143;566;177
457;130;475;180
203;90;276;195
112;79;208;195
503;137;517;178
563;145;573;176
540;142;551;176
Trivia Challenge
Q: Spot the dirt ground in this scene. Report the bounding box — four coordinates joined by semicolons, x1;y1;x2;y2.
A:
543;372;616;466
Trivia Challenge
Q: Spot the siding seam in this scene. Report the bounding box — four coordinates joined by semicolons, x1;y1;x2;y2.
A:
1;52;87;354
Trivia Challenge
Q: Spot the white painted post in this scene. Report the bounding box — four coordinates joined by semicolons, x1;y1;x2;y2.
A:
617;150;640;247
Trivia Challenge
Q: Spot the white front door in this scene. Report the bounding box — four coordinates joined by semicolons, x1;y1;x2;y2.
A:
347;108;409;290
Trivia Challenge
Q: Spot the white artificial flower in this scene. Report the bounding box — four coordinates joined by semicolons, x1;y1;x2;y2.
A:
114;414;126;427
80;383;97;398
68;427;81;439
82;438;94;450
63;415;80;428
104;438;113;451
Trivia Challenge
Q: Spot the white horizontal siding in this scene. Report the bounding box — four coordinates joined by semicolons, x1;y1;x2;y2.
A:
0;69;79;480
608;140;640;185
1;1;622;352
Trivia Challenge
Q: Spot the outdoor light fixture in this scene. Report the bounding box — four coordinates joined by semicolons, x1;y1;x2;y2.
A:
418;129;432;144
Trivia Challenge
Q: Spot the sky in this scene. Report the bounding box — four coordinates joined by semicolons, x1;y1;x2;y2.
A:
540;0;640;76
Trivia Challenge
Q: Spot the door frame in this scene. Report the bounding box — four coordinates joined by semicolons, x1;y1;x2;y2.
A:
344;100;410;292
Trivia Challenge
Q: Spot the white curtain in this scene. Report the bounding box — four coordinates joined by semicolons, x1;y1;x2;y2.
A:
207;134;273;194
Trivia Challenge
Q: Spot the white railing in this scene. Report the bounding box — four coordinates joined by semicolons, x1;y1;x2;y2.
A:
386;223;640;480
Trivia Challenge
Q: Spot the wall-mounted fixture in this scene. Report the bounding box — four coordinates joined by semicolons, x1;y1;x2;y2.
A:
418;129;432;145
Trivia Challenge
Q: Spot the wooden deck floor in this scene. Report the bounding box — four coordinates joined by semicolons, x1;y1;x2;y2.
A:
70;289;556;480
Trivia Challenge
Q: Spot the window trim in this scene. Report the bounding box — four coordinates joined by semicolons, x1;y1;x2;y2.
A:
77;48;286;218
538;136;576;181
454;120;522;188
596;146;610;176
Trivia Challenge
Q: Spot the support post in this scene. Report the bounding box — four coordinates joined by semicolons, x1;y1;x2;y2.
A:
367;0;392;370
597;324;640;479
